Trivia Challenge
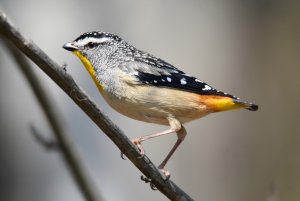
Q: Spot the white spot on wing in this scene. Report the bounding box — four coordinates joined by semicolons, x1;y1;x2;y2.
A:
195;79;203;83
203;85;212;91
180;78;187;85
154;80;158;83
167;77;172;82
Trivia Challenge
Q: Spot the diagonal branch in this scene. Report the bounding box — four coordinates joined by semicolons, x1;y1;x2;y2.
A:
0;11;194;201
2;40;104;201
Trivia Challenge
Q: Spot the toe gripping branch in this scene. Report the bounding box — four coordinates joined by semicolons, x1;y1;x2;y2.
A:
141;175;158;190
120;140;171;191
120;117;184;190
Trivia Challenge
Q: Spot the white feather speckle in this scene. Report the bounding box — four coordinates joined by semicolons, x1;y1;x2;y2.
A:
167;77;172;82
195;79;203;83
203;85;212;91
180;78;187;85
154;80;158;83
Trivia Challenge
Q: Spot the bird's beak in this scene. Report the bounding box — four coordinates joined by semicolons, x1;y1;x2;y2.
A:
63;42;78;51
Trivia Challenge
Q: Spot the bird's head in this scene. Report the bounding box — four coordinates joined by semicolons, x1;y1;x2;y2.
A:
63;31;124;66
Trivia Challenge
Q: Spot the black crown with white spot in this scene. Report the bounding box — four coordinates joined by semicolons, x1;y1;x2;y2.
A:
75;31;122;43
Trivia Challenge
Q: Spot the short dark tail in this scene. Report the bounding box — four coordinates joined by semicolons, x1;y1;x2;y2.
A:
234;99;258;111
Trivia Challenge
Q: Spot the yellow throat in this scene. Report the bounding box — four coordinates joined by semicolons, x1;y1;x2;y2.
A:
73;50;103;92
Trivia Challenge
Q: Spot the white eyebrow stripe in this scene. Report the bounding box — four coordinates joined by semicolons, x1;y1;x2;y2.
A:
76;37;110;46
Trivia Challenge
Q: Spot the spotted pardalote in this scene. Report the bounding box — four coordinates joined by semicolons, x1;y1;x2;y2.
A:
63;31;258;176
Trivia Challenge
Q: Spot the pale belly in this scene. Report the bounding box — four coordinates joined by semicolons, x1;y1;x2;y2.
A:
100;85;211;125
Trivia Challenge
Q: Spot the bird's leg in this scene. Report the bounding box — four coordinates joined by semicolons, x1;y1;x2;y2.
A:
132;117;181;156
132;128;178;155
157;126;187;178
132;117;183;177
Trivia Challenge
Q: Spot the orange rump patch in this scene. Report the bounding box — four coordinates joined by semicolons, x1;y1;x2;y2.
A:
198;95;246;112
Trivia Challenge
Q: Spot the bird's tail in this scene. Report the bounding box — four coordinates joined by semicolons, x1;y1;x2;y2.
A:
233;99;258;111
200;95;258;112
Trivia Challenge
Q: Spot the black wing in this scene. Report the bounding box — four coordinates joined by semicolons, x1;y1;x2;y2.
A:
136;70;237;98
131;52;237;99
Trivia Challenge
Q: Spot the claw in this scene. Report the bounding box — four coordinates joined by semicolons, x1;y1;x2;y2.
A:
140;175;157;190
140;175;151;183
150;182;158;190
120;152;126;160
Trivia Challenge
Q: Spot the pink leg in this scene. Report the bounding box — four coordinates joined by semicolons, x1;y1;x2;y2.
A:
132;127;178;155
132;117;186;176
132;117;182;155
158;126;187;169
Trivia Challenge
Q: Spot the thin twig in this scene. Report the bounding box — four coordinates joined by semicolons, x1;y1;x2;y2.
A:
2;40;104;201
0;10;194;201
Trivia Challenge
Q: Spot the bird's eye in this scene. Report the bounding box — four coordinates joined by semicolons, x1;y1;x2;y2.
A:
86;42;97;48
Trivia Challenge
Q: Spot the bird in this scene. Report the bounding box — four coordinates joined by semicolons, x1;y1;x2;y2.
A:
63;31;258;177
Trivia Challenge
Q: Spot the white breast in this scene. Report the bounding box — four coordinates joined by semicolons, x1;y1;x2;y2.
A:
100;84;210;125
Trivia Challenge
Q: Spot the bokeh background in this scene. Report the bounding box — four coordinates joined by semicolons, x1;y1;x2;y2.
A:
0;0;299;201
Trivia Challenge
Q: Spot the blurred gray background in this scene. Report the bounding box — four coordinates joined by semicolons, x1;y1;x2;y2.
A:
0;0;299;201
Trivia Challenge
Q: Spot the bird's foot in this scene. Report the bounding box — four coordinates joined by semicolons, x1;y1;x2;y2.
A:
159;168;171;181
140;168;170;190
132;138;145;159
120;138;145;160
158;164;171;181
140;175;157;190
